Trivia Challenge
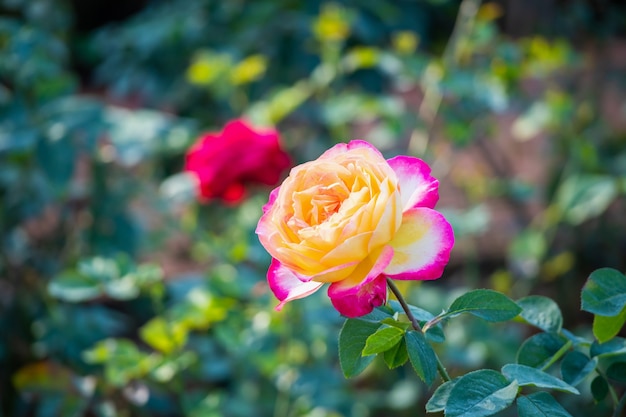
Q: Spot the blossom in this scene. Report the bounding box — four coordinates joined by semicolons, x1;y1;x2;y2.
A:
230;55;268;85
186;51;232;86
184;119;291;203
312;3;352;43
256;140;454;317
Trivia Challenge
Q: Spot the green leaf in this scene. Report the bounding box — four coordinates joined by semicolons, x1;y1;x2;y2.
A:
407;306;435;322
593;305;626;343
170;288;233;330
78;257;119;282
405;330;437;386
560;351;597;386
362;326;405;356
425;379;457;413
83;338;139;364
501;364;579;394
517;333;567;368
590;337;626;358
82;338;161;386
606;362;626;384
387;300;445;342
383;338;408;369
393;302;436;324
560;328;589;345
131;263;164;285
380;317;411;330
445;370;518;417
338;319;380;378
360;306;394;323
425;325;446;343
36;136;76;187
446;289;522;322
104;276;140;300
581;268;626;316
48;272;101;302
139;317;188;354
48;257;158;302
591;376;609;401
151;351;197;383
517;392;573;417
557;175;618;225
517;295;563;332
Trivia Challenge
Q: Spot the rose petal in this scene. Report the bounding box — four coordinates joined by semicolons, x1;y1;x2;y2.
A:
319;139;385;160
222;183;246;202
224;119;278;143
387;155;439;210
268;259;324;311
300;259;360;283
185;118;290;203
384;207;454;280
368;177;402;250
329;274;388;318
320;231;373;266
327;245;394;317
274;245;332;276
262;186;281;214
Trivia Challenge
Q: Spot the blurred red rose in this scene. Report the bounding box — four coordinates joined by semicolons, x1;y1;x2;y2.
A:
184;119;291;203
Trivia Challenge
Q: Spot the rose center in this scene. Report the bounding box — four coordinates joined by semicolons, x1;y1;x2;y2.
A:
309;182;349;224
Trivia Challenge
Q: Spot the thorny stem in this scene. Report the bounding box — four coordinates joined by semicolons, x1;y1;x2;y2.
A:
386;278;451;382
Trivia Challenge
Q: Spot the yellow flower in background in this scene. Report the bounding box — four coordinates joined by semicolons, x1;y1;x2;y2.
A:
313;3;351;42
345;46;380;70
477;2;503;22
186;51;232;86
523;36;571;76
230;54;268;85
392;31;419;55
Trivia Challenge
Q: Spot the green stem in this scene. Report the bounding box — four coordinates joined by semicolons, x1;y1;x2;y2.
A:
608;381;620;409
540;339;573;372
597;368;620;408
386;278;451;382
387;278;422;331
434;349;451;383
613;392;626;417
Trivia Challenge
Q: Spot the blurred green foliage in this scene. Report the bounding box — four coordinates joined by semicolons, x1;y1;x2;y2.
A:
1;0;626;416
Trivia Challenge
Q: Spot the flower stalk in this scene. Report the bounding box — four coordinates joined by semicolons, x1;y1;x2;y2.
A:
386;278;451;382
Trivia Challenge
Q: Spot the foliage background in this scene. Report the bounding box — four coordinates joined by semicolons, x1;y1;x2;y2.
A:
1;0;625;416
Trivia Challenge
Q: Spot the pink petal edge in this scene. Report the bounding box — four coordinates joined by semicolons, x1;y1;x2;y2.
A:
329;274;387;318
319;139;385;160
387;155;439;211
262;186;280;214
384;207;454;281
267;259;324;311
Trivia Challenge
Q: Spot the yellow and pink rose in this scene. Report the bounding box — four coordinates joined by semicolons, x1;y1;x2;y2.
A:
256;140;454;317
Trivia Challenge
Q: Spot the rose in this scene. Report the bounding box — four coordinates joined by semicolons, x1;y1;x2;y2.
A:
184;119;291;203
256;140;454;317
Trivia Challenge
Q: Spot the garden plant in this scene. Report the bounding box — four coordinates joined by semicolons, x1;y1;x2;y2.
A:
1;0;625;417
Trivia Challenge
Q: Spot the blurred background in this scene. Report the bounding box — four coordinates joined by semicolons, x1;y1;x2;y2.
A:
1;0;625;416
